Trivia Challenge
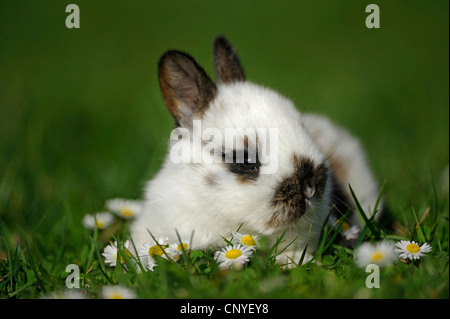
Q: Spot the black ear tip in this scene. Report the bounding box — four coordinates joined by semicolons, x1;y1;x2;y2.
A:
213;34;245;84
214;34;232;49
214;34;226;42
214;33;225;41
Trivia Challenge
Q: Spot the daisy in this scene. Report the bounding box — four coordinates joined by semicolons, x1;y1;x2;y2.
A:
82;212;114;230
355;240;396;267
166;239;190;261
137;237;169;271
106;198;143;219
102;240;135;267
138;237;168;258
232;232;259;250
340;221;360;241
395;240;432;260
101;285;136;299
214;244;254;270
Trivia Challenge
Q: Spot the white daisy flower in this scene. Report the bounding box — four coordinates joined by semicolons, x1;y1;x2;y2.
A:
340;221;360;241
140;254;158;272
138;238;168;258
166;239;190;261
82;212;114;230
395;240;432;260
137;237;169;271
106;198;143;219
232;232;259;250
153;236;169;246
101;285;136;299
102;240;135;267
214;244;254;270
355;240;396;267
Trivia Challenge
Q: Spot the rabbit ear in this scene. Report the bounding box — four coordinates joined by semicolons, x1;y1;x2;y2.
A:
213;35;245;84
158;51;216;127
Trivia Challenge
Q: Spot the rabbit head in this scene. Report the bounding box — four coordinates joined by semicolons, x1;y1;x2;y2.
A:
153;34;333;242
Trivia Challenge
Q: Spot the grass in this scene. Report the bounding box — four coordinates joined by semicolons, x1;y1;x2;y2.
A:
0;1;448;299
1;196;448;299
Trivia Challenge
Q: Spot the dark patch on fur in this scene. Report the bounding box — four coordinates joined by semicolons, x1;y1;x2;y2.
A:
204;174;218;187
326;155;347;190
328;173;353;218
234;167;259;183
213;35;246;84
268;155;328;227
158;51;216;127
327;173;357;247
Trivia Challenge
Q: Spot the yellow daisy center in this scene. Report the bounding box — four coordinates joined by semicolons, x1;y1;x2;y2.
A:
177;243;189;251
109;293;123;299
115;253;125;264
225;249;242;259
96;220;104;228
241;235;256;246
340;221;350;232
116;250;131;263
120;207;134;217
371;251;385;262
148;245;164;257
406;243;420;254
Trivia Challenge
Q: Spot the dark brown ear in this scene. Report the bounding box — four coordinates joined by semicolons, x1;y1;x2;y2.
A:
213;35;245;84
158;51;216;127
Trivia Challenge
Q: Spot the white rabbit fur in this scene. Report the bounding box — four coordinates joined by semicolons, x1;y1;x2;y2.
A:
130;35;381;265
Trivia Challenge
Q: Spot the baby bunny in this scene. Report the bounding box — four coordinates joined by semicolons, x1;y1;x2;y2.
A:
130;35;381;265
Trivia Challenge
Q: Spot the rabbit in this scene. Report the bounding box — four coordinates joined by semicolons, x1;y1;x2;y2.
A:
130;35;381;265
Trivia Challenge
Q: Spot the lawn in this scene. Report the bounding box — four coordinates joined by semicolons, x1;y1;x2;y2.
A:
0;1;448;300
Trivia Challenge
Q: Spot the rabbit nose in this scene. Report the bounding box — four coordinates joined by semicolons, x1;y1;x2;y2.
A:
293;155;328;199
268;157;328;228
305;186;316;199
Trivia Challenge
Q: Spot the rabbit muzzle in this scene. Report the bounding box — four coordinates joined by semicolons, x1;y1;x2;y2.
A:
268;155;329;228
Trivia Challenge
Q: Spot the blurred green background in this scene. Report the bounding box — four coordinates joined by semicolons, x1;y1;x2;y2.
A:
0;1;448;250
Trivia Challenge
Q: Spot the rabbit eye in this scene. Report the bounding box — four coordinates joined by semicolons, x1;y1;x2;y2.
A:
227;151;261;181
222;150;261;181
239;156;259;173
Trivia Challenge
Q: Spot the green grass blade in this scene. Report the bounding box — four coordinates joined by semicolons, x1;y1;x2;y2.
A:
349;184;380;240
127;234;146;274
411;206;426;243
305;210;350;266
264;231;287;265
316;205;337;254
372;179;386;220
298;224;312;266
272;233;300;261
92;237;114;284
25;242;47;295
